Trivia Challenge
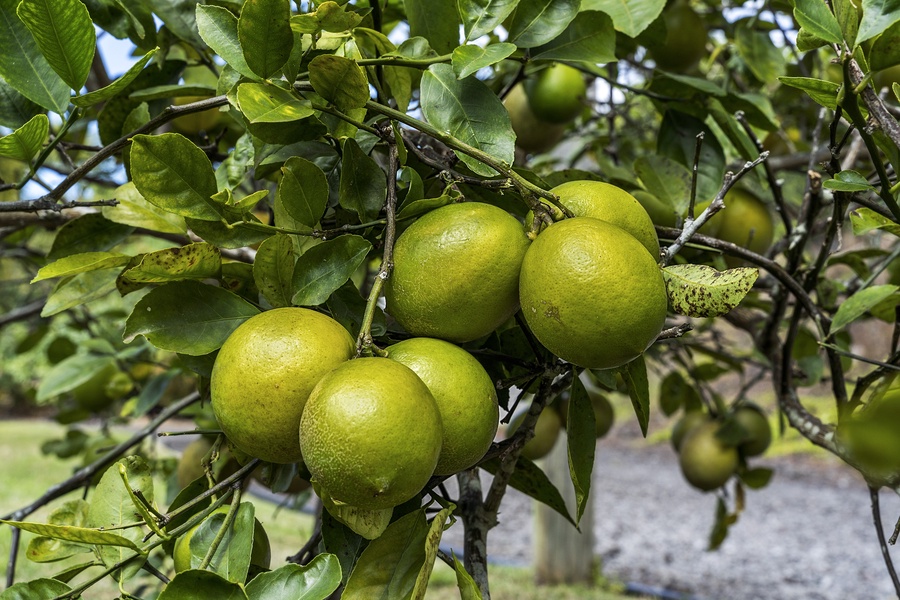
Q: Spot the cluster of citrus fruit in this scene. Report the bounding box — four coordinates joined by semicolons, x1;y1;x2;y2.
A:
671;404;772;492
206;179;670;514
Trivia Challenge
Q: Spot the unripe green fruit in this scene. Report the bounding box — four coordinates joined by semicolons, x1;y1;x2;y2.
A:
523;64;587;124
173;507;270;574
648;1;708;73
678;421;739;491
671;410;709;452
733;406;772;457
509;407;562;461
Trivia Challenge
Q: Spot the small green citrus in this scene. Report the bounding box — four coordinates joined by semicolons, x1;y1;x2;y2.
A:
299;357;443;510
387;338;499;475
647;1;708;73
173;506;271;573
678;420;739;491
504;83;566;154
732;405;772;457
519;217;668;369
385;202;531;343
523;64;587;124
508;407;562;461
670;410;709;452
710;189;775;265
557;389;616;439
210;308;355;464
72;362;122;412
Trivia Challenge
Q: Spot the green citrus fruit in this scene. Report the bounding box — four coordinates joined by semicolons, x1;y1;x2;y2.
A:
173;506;271;573
648;1;708;73
538;180;661;257
732;405;772;457
172;96;223;135
299;357;443;510
387;338;498;475
632;190;679;229
874;64;900;97
557;390;615;438
519;217;668;369
670;410;709;452
176;437;243;489
710;189;775;264
504;83;566;154
72;362;122;412
678;420;739;491
523;64;587;124
385;202;531;343
210;308;355;464
508;407;562;461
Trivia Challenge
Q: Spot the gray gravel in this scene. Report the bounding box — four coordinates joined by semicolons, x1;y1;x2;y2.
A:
439;434;900;600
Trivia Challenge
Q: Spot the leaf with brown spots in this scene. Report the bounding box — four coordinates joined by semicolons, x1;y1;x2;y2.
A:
662;264;758;318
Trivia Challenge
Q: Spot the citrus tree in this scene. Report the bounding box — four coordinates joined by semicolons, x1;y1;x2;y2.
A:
2;0;900;598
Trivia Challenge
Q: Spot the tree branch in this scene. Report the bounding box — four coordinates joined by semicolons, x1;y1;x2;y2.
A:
0;199;119;214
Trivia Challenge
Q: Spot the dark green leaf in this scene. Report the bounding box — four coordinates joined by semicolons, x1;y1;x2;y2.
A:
238;0;293;79
420;63;515;177
508;0;579;48
458;0;517;41
708;497;731;550
158;570;249;600
452;43;516;79
17;0;95;90
831;284;899;333
72;48;159;108
481;457;576;526
291;234;372;306
621;355;650;437
339;138;386;222
47;213;134;260
245;554;342;600
237;83;314;124
657;110;725;205
321;509;367;586
581;0;664;37
633;155;692;216
279;156;329;227
0;113;47;161
403;0;459;53
197;5;256;80
123;281;260;355
31;252;130;283
140;0;201;44
532;11;616;64
327;280;385;338
0;0;69;113
308;54;370;112
188;504;254;582
130;133;221;221
734;24;785;83
342;510;428;600
778;76;840;110
823;170;876;192
0;578;74;600
859;0;900;43
869;20;900;70
103;182;188;234
566;377;595;523
253;234;296;308
0;79;43;128
794;0;843;44
662;265;760;318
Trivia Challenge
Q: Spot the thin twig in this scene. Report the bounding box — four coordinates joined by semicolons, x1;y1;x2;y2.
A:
0;300;44;328
870;486;900;595
0;199;119;214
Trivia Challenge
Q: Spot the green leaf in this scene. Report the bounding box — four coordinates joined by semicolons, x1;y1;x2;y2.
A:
657;110;725;206
308;55;370;112
403;0;460;54
123;281;260;355
452;552;483;600
47;213;134;260
141;0;202;45
31;251;130;283
777;77;840;110
278;156;329;228
412;506;454;599
633;154;692;216
831;284;899;333
734;24;786;83
197;5;257;80
0;113;47;161
72;47;158;108
245;554;342;600
823;169;876;192
103;182;188;234
17;0;95;90
0;578;74;600
130;133;221;221
36;353;115;401
420;63;515;177
663;264;759;318
481;457;576;526
858;0;900;44
188;504;254;582
793;0;843;44
291;234;372;306
41;269;118;317
24;500;92;563
1;521;139;554
117;243;221;291
321;509;367;584
319;492;393;541
508;0;579;48
621;355;650;437
253;234;296;308
531;11;616;64
238;0;293;79
117;463;167;538
566;377;595;523
457;0;517;41
0;79;43;128
340;138;386;222
869;20;900;70
237;82;314;124
158;570;249;600
291;2;363;34
0;0;69;113
581;0;664;37
452;43;516;79
342;509;428;600
850;207;900;236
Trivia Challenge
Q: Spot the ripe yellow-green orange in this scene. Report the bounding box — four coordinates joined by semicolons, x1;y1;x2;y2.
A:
519;218;668;369
678;420;739;491
523;64;587;124
732;405;772;457
535;180;661;257
508;406;562;461
670;410;709;452
710;189;775;264
210;308;354;464
387;337;498;475
173;506;271;573
504;83;566;154
299;357;443;510
647;1;708;73
385;202;531;343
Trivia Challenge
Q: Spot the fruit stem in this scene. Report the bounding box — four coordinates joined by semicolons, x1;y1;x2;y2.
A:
198;486;242;570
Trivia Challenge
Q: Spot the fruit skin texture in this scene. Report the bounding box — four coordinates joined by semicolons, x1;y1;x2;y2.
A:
386;338;499;475
385;202;531;343
299;357;443;510
678;421;739;492
544;180;661;257
509;407;562;461
523;64;587;124
210;308;355;464
519;217;668;369
504;83;565;154
733;406;772;457
648;1;708;73
712;189;774;265
173;506;271;573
